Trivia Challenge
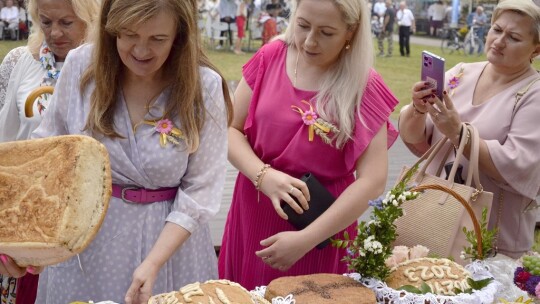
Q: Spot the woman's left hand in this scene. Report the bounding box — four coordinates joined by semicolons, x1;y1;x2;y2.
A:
425;91;462;145
255;231;312;272
124;260;160;304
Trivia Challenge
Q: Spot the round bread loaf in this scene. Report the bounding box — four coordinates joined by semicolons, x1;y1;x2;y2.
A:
0;135;111;266
149;279;270;304
264;273;376;303
385;257;471;296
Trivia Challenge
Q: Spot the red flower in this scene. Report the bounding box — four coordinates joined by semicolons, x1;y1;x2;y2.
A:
516;270;532;284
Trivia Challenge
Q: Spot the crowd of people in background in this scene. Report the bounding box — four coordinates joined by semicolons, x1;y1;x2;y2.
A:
0;0;30;40
196;0;291;53
369;0;494;58
0;0;539;303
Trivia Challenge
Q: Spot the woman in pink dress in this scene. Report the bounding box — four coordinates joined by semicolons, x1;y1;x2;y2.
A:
219;0;399;290
399;0;540;259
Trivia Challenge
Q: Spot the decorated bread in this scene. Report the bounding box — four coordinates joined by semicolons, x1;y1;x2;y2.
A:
0;135;111;266
264;273;376;303
148;279;270;304
385;257;471;295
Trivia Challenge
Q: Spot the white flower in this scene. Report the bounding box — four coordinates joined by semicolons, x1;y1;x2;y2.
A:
460;251;466;260
382;199;388;205
367;220;380;226
392;199;399;206
398;194;406;202
409;245;430;259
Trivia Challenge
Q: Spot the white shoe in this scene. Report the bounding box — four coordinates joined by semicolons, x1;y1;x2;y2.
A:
215;45;223;50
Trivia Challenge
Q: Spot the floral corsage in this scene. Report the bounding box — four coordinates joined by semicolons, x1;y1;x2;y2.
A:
143;118;185;147
291;100;339;145
447;67;464;97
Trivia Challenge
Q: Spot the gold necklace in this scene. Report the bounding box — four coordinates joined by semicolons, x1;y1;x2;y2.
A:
130;89;165;132
294;50;300;87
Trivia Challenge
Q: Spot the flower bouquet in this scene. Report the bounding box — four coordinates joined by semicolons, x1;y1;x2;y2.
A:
511;255;540;303
332;166;502;303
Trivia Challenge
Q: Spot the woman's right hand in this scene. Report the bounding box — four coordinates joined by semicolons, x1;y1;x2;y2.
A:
259;169;310;220
0;254;43;278
411;81;437;113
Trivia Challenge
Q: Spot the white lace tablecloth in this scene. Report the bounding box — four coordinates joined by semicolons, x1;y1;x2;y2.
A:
251;259;514;304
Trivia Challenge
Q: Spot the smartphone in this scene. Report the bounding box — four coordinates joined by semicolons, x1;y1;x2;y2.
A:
421;50;445;99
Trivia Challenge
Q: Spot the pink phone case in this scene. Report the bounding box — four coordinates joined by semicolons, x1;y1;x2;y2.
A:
421;51;445;99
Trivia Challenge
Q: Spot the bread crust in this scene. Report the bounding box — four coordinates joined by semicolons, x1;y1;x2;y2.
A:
0;135;111;266
265;273;376;303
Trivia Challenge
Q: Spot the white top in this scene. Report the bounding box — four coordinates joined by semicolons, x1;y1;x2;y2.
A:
0;46;50;142
0;6;18;23
218;0;237;19
373;1;387;17
235;0;247;17
397;8;415;27
431;3;446;21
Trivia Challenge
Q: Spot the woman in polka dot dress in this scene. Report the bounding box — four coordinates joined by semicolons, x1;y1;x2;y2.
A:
31;0;232;303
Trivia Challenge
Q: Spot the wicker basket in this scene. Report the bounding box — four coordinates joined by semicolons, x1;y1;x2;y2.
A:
366;183;499;304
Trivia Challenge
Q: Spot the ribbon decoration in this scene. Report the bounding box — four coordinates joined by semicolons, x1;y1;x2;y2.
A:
291;100;337;144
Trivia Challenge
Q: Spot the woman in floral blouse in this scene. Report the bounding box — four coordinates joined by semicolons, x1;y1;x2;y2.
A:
0;0;99;303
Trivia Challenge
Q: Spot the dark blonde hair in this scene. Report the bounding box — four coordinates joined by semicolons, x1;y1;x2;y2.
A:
81;0;232;152
27;0;99;57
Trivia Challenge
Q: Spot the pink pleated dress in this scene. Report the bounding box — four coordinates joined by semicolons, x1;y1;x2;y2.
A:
218;40;399;290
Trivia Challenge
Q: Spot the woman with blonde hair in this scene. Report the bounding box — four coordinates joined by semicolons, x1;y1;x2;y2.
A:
0;0;99;139
31;0;232;302
399;0;540;259
0;0;99;303
218;0;399;289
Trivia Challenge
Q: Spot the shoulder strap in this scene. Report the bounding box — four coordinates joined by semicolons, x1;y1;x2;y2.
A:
513;75;540;114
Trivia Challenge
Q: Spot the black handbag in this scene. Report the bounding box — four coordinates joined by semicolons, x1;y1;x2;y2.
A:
282;173;335;249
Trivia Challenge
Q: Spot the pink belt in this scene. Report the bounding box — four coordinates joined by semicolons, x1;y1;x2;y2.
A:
112;184;178;204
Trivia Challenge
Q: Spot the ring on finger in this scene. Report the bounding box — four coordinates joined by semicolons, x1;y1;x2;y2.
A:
288;186;295;194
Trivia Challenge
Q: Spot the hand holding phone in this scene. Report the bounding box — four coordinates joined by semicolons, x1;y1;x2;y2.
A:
421;50;445;100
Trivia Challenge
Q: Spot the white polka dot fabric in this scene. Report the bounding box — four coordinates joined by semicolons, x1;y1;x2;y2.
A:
31;44;228;302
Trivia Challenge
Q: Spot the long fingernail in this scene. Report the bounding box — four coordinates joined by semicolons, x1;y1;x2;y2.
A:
0;255;7;264
27;266;35;274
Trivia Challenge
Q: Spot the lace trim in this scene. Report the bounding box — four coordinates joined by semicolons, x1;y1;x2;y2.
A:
345;262;502;304
0;46;26;111
252;264;502;304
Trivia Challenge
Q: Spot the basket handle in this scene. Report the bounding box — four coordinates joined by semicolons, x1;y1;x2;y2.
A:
25;86;54;117
410;183;483;260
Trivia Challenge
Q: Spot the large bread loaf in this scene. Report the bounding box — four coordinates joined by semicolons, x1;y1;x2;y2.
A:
0;135;111;266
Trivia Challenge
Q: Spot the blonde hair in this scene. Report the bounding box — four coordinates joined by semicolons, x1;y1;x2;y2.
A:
81;0;232;153
492;0;540;44
26;0;100;57
281;0;373;148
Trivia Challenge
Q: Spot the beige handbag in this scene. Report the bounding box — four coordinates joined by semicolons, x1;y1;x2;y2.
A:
394;123;493;265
